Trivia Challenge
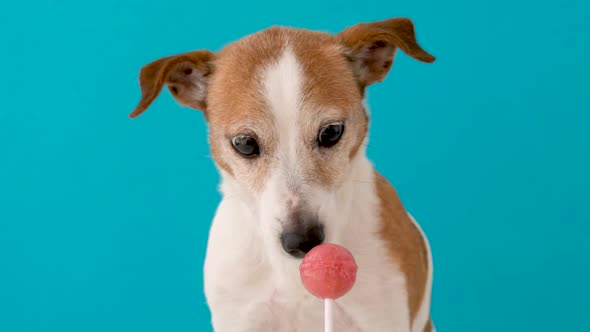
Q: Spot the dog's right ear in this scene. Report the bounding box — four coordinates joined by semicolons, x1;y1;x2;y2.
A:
129;50;215;118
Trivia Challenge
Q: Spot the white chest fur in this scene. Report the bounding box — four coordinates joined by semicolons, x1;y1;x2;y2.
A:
203;157;415;332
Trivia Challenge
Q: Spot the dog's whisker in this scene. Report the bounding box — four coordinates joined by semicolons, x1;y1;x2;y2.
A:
351;179;376;185
220;194;239;201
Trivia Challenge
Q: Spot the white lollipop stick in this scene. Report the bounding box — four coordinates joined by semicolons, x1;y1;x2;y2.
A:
325;298;334;332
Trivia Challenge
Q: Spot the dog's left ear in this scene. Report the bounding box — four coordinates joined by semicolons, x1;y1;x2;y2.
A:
338;17;435;88
129;50;215;118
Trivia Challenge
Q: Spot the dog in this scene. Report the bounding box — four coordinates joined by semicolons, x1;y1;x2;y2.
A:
130;17;436;332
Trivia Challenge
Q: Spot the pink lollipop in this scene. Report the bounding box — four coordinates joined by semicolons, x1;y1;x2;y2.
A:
300;243;358;332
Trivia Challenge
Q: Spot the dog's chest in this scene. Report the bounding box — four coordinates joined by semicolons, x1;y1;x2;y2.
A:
206;242;410;332
264;264;406;331
204;169;413;331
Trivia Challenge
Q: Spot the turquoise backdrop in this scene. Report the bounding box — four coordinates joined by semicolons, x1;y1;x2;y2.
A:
1;0;589;331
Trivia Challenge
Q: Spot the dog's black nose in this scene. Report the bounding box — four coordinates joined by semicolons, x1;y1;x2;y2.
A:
280;224;325;258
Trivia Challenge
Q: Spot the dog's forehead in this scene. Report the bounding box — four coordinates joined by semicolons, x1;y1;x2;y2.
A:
206;26;362;131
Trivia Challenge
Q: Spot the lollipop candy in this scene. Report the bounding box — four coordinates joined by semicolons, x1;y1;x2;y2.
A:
299;243;358;332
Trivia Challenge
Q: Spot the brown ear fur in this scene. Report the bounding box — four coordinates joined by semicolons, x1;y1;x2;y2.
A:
338;17;435;87
129;50;215;118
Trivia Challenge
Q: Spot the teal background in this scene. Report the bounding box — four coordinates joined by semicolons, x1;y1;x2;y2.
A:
1;0;589;331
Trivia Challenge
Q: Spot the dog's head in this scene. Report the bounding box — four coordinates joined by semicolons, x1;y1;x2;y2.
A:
131;18;434;259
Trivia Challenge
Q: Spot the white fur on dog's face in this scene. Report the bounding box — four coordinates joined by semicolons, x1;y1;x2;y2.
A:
256;47;361;255
205;29;368;256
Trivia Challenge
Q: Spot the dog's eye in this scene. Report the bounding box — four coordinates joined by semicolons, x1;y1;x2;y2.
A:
318;123;344;148
232;135;260;157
